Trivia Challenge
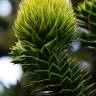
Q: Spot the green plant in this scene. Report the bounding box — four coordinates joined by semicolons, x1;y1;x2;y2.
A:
71;0;84;12
77;0;96;34
76;0;96;68
11;0;96;95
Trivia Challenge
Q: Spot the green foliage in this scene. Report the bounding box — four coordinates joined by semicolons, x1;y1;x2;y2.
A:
11;0;96;95
77;0;96;63
71;0;84;11
77;0;96;34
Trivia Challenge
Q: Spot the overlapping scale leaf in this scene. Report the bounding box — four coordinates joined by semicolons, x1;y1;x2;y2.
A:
77;0;96;68
11;0;96;95
12;43;96;95
13;0;76;48
71;0;84;12
77;0;96;34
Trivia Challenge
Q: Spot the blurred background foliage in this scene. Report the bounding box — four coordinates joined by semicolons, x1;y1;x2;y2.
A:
0;0;19;56
71;0;96;70
1;0;96;96
71;0;96;85
0;0;25;96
